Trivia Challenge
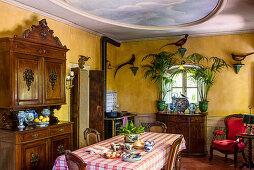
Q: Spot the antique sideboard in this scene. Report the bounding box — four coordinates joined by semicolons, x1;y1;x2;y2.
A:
0;122;73;170
156;113;207;156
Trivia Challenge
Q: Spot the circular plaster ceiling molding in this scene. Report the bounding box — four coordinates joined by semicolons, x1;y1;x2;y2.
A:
50;0;227;30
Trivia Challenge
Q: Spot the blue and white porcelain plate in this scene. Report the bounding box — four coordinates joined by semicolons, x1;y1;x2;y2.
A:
122;153;142;162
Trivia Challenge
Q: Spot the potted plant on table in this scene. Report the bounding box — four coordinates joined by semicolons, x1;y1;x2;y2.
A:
181;53;229;112
142;51;177;112
119;121;145;143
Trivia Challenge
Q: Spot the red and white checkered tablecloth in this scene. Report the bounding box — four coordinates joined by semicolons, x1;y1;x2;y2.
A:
53;132;186;170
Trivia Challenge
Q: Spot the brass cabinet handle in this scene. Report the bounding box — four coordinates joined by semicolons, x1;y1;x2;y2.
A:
59;129;64;132
32;134;38;138
38;49;47;54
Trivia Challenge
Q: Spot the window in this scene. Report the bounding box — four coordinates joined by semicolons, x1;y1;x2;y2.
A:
165;65;200;104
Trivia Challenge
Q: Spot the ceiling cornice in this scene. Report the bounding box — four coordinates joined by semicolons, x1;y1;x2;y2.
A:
2;0;254;42
121;29;254;42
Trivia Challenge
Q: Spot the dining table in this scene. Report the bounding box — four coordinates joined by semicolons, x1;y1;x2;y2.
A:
53;132;186;170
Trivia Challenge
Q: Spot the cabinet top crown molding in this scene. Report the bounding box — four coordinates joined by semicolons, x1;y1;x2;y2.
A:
13;19;68;50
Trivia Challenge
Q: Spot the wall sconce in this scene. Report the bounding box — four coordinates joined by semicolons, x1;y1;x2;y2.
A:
178;48;187;57
106;60;112;69
130;66;139;76
178;60;185;70
232;52;254;74
66;71;75;89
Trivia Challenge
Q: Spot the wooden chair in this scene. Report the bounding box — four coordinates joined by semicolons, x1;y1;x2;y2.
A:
65;150;86;170
209;114;247;167
84;128;101;146
141;121;167;133
164;135;183;170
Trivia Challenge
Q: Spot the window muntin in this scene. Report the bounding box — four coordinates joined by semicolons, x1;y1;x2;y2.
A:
166;66;199;104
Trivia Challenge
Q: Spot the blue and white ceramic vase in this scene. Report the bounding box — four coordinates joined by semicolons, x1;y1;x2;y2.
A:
175;98;189;113
124;134;138;143
169;103;175;113
17;111;25;129
188;103;197;114
24;110;38;125
41;109;50;117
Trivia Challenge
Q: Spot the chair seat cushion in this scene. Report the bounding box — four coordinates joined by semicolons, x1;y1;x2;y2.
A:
212;140;245;152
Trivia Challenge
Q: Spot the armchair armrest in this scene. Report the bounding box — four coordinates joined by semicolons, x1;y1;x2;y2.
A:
211;130;224;142
213;130;224;136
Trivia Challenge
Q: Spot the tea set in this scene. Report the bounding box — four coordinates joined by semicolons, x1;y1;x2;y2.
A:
109;140;156;162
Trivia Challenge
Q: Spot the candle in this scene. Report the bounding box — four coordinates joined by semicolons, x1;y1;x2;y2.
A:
70;71;74;77
66;75;70;80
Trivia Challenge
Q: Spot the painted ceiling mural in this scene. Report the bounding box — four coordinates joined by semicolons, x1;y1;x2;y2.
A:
65;0;220;27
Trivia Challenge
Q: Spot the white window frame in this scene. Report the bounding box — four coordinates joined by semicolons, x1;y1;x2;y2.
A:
165;64;202;104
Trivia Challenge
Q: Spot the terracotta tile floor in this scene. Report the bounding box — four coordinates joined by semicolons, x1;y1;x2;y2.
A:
181;154;251;170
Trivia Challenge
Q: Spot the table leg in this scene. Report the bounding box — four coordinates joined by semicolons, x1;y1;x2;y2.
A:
240;138;254;169
175;152;181;170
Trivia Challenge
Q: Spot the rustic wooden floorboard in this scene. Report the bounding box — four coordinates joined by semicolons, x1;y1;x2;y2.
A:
181;155;250;170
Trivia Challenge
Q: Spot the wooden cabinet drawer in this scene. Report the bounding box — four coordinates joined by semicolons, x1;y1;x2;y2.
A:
190;116;205;122
13;41;65;59
50;125;71;136
167;116;189;122
21;129;49;142
157;114;189;122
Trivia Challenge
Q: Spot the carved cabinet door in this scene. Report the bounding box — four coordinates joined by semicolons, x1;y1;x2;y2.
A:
14;53;43;106
22;140;48;170
50;134;71;168
44;58;65;104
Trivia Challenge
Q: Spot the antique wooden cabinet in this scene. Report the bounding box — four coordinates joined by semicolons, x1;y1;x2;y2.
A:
0;122;73;170
0;19;72;169
156;113;207;156
0;19;68;127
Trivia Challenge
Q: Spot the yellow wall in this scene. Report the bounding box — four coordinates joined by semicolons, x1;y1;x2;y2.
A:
115;33;254;117
0;1;105;121
2;1;254;118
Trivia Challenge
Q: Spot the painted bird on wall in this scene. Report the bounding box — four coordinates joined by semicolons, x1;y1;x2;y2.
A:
231;52;254;64
78;55;91;69
114;54;135;78
160;34;189;50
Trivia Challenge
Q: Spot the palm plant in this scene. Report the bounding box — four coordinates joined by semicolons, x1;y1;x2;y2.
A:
187;53;229;102
142;51;177;111
172;53;229;112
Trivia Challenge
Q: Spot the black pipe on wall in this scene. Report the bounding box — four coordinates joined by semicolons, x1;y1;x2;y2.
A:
101;36;121;113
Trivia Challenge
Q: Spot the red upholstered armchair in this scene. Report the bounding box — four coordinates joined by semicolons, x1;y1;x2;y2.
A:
209;114;246;167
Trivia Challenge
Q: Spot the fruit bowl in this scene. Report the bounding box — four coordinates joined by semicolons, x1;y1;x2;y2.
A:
100;152;123;159
35;121;49;127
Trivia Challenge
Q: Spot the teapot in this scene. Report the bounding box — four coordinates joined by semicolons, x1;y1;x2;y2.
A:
144;140;155;152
